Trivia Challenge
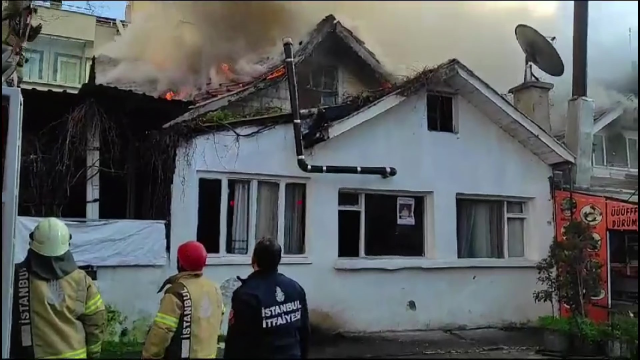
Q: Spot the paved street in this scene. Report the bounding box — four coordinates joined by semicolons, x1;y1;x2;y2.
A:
305;327;549;359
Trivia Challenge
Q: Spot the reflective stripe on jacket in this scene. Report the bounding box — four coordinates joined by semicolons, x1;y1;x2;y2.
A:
11;264;106;359
142;272;224;359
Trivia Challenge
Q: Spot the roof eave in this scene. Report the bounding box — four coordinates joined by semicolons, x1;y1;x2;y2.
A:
327;92;406;139
592;103;625;134
451;64;575;166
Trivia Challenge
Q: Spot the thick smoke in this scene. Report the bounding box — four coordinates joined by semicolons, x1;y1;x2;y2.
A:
98;1;638;133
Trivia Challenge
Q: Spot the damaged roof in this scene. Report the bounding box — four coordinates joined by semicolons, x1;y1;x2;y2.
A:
162;14;394;127
174;58;575;166
95;14;393;120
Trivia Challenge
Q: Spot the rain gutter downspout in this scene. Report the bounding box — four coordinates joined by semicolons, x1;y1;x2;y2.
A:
282;38;397;178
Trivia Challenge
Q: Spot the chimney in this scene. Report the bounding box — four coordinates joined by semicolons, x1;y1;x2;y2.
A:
508;81;554;133
565;97;595;188
125;2;132;23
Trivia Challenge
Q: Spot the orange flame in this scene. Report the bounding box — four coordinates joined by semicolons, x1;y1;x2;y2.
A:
165;91;176;100
266;67;286;80
220;63;233;79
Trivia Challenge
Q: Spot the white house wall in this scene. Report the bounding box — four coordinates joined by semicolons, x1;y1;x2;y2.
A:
170;89;556;332
95;266;170;329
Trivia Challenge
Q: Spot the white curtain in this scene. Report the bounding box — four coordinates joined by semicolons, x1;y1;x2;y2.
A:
457;201;503;258
230;181;250;254
255;182;279;241
284;184;305;254
507;218;525;257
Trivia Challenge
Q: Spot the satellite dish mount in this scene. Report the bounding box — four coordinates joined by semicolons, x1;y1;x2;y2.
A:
524;56;540;82
515;24;565;83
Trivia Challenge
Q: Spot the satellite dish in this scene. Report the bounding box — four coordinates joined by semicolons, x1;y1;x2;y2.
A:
515;24;565;82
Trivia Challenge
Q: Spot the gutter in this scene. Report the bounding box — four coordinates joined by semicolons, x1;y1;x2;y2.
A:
283;38;397;178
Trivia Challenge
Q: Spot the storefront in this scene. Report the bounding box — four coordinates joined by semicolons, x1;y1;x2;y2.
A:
554;190;638;322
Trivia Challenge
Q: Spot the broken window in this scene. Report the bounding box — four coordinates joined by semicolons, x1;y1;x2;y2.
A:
196;176;306;255
456;198;527;259
427;94;455;133
592;133;638;170
338;191;425;257
298;65;339;108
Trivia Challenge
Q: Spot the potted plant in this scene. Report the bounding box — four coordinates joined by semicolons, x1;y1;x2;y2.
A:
533;220;605;356
606;314;638;359
569;317;608;356
536;315;571;353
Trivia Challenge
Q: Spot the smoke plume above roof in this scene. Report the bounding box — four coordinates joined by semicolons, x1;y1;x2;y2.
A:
98;1;638;132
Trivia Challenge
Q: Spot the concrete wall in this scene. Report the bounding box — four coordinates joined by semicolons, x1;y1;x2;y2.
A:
95;266;169;327
21;5;119;93
165;89;556;332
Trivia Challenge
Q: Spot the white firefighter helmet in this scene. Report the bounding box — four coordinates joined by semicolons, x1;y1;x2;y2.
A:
29;218;71;257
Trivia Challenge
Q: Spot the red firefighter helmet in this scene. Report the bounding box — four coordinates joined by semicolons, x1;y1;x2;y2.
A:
177;241;207;272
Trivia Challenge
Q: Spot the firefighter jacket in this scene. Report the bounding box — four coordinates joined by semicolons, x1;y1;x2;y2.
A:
10;249;106;359
224;270;310;359
142;271;224;359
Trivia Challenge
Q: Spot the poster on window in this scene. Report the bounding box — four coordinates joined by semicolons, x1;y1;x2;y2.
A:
397;197;415;225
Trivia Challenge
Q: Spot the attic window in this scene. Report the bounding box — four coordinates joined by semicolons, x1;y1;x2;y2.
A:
299;65;339;108
427;94;455;133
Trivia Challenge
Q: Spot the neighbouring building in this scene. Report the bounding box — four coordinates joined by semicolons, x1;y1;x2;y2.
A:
19;0;124;93
555;82;638;318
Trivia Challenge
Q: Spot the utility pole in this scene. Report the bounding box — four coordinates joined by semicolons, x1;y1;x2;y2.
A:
572;1;589;97
565;0;594;189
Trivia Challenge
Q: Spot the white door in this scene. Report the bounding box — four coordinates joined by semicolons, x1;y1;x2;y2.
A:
2;87;23;358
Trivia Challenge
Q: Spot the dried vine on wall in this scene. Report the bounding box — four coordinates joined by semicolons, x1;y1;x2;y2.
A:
20;100;119;217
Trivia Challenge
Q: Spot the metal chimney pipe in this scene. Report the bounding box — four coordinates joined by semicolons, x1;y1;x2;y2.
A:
282;38;397;178
572;1;589;97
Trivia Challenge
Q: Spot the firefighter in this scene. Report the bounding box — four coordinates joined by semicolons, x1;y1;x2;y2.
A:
10;217;106;359
224;238;310;359
142;240;224;359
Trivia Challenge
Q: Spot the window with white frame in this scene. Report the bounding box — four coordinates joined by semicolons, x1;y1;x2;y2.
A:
196;176;306;256
53;53;82;85
22;49;44;81
456;198;527;259
593;133;638;170
338;191;425;257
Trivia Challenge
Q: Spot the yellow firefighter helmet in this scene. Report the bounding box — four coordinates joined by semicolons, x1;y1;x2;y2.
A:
29;218;71;257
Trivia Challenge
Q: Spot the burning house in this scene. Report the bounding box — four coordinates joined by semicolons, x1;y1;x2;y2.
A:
13;13;589;332
141;15;574;332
